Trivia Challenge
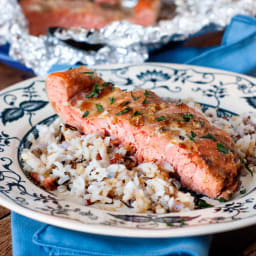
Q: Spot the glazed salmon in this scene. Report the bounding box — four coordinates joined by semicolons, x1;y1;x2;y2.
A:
46;66;241;199
20;0;126;35
20;0;161;36
132;0;161;26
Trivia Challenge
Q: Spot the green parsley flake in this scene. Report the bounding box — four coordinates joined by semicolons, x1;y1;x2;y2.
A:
180;218;185;226
131;92;139;101
218;197;226;203
242;159;254;176
200;133;217;141
82;110;89;118
142;90;153;104
145;90;154;98
80;71;94;75
196;199;213;209
115;107;131;116
121;101;131;106
216;143;229;154
96;104;103;113
132;110;141;117
165;221;173;227
187;131;196;142
142;97;149;104
102;82;114;89
156;116;166;121
86;83;103;98
109;97;115;104
181;113;193;122
144;90;150;96
240;189;246;194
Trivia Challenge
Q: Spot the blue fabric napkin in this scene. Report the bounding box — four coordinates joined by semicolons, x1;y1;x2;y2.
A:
148;14;256;76
12;213;211;256
11;14;256;256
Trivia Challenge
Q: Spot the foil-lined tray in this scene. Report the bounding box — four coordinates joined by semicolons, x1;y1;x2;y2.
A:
0;0;256;76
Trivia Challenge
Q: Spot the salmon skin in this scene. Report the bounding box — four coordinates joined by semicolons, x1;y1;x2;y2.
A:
46;66;241;200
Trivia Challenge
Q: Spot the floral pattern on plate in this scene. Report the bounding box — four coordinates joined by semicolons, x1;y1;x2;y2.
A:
0;63;256;237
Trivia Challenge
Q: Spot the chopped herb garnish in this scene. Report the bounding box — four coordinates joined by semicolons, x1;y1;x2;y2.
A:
240;189;246;194
218;197;226;203
196;199;213;209
144;90;150;96
115;107;131;116
187;131;196;142
80;71;94;75
131;92;139;101
82;110;89;118
180;113;193;122
132;110;141;117
102;82;114;89
191;131;196;137
86;91;97;98
109;97;115;104
156;116;166;121
96;104;103;113
242;159;253;176
216;143;229;154
144;90;154;98
142;90;153;104
86;83;103;98
200;121;205;127
200;133;217;141
164;221;173;227
180;218;185;226
142;97;149;104
121;101;131;106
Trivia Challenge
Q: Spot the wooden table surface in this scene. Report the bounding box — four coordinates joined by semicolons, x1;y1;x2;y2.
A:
0;59;256;256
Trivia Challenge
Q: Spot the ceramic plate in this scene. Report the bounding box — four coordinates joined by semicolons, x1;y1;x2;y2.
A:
1;63;256;238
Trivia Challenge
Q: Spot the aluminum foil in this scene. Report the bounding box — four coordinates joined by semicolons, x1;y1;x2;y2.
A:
0;0;256;76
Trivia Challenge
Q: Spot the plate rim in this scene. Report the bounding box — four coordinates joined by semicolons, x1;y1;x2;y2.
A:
1;194;255;238
1;62;256;238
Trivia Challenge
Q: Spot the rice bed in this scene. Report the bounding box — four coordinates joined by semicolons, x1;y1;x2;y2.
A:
21;103;256;213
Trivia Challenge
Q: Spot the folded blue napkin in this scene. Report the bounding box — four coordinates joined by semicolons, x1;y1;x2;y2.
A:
12;213;211;256
148;14;256;76
11;14;256;256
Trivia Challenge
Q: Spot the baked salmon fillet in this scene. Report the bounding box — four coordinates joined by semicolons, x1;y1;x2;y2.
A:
20;0;161;36
46;66;241;199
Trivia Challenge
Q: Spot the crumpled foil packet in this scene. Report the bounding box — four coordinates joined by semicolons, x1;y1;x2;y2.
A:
0;0;256;76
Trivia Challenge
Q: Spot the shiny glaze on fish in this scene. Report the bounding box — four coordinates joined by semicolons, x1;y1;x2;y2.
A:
46;66;241;199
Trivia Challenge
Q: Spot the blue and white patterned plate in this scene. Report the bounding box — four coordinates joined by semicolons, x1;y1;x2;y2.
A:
1;63;256;238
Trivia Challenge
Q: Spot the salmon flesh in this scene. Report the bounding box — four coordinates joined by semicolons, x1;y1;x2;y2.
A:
46;66;241;199
20;0;161;35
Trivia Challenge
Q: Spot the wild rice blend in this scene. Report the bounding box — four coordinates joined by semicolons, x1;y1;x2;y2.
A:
21;104;256;213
